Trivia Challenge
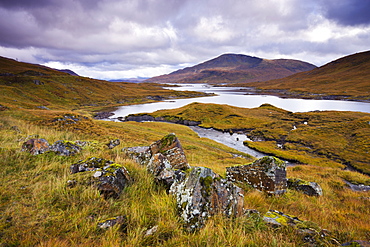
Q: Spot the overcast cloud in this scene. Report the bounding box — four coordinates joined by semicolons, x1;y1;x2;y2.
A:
0;0;369;79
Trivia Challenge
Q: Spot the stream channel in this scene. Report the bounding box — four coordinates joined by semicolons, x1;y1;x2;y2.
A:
109;84;370;162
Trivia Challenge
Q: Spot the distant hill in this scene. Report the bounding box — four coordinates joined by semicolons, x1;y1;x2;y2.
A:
245;50;370;101
145;54;317;84
0;56;205;111
57;69;79;76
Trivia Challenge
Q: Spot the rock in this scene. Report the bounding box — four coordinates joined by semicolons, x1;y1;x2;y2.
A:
97;216;127;230
107;139;120;149
287;178;323;196
50;140;82;156
21;138;50;155
147;153;186;189
123;133;190;170
144;225;159;236
37;106;50;110
93;164;131;198
94;111;115;119
149;133;190;170
226;156;287;195
342;240;370;246
170;166;244;231
123;146;152;166
66;180;77;188
70;157;114;174
263;210;339;246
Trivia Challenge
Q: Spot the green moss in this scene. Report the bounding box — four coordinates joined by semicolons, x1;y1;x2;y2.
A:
200;176;214;197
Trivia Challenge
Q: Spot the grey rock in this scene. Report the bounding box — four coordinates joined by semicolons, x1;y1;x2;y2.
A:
342;240;370;246
287;178;323;196
170;166;244;231
94;164;131;198
107;139;120;149
123;146;152;166
226;156;287;195
70;157;114;174
97;216;126;230
50;140;82;156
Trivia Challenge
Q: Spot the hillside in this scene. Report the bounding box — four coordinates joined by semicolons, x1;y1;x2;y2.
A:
244;50;370;101
145;53;316;84
1;55;370;246
0;56;208;112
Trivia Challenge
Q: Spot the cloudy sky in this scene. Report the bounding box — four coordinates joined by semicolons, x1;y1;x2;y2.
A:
0;0;369;80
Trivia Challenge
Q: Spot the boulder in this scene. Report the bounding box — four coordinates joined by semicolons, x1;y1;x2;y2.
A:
21;138;50;155
123;146;152;166
123;133;190;170
93;164;131;198
263;210;339;246
70;157;131;198
170;166;244;231
50;140;82;156
149;133;190;170
70;157;114;174
287;178;323;196
226;156;287;195
147;153;186;189
107;139;120;149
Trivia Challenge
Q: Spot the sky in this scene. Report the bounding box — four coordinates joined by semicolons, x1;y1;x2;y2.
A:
0;0;369;80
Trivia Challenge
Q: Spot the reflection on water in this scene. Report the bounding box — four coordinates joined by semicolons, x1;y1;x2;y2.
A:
112;84;370;118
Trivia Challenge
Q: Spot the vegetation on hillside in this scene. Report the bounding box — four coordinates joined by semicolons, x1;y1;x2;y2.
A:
1;56;369;246
240;50;370;102
135;102;370;175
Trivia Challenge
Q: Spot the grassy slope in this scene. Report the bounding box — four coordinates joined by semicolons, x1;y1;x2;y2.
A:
243;50;370;101
1;57;370;246
141;102;370;175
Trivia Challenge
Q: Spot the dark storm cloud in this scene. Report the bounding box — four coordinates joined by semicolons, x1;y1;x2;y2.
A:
321;0;370;26
0;0;369;79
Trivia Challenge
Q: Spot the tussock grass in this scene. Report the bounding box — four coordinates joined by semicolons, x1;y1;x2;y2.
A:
1;113;370;246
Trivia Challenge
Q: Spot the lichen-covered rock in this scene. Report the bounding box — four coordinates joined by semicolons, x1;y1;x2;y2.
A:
147;153;186;189
107;139;120;149
70;157;114;174
123;133;190;170
149;133;189;170
97;216;126;230
123;146;152;166
226;156;287;195
263;210;340;246
287;178;323;196
21;138;50;155
50;140;82;156
170;166;244;231
93;164;131;198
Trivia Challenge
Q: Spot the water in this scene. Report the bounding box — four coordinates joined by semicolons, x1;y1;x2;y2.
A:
110;83;370;160
112;84;370;117
189;126;266;158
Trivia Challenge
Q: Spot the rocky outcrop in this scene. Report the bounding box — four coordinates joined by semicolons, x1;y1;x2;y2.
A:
125;114;201;126
71;157;131;198
70;157;114;174
123;146;152;166
169;166;244;231
226;156;287;195
287;178;323;196
21;138;50;155
107;139;120;149
149;133;189;170
263;210;339;246
123;133;190;170
50;140;82;156
147;153;186;190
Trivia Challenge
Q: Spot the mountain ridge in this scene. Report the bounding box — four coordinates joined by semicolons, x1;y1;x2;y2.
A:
145;53;317;84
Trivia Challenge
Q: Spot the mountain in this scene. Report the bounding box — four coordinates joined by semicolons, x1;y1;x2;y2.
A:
246;50;370;101
145;53;317;84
